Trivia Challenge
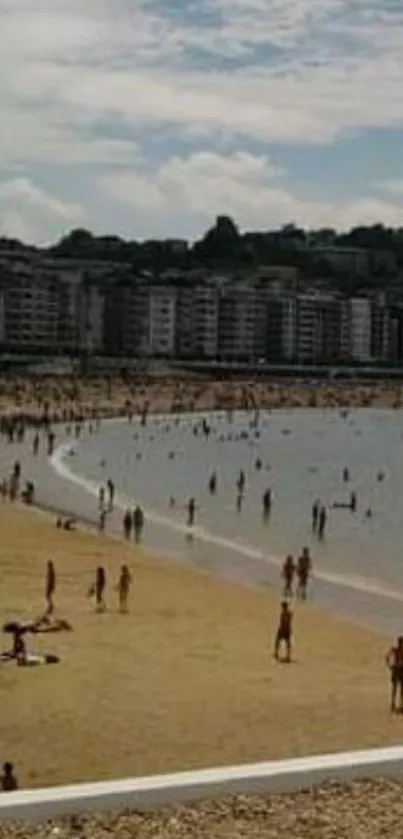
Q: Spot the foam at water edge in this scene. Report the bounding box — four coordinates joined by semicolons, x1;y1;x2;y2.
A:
50;438;403;605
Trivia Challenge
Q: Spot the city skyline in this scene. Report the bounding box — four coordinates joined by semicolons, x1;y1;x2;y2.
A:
1;0;403;245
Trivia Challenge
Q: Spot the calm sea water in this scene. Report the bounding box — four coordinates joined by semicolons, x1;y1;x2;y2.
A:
58;408;403;602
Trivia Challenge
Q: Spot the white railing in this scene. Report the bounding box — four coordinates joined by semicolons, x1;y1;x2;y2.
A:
1;746;403;824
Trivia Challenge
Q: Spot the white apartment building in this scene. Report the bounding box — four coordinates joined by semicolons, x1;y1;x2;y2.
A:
148;286;177;356
346;298;372;362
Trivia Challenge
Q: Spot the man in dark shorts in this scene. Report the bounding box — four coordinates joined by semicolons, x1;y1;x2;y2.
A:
274;601;293;663
385;636;403;713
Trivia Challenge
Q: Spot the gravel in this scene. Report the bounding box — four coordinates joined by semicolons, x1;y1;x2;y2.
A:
2;779;403;838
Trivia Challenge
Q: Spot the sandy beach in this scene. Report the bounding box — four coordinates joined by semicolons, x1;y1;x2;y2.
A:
0;373;403;422
0;502;401;792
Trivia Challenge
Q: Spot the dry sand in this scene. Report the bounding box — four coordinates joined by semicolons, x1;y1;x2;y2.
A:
0;505;402;791
3;779;403;839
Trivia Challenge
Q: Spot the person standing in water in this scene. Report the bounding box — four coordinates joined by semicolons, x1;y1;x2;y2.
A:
98;486;105;510
282;555;295;598
208;471;217;495
311;499;320;533
32;433;39;456
318;506;327;540
133;505;145;543
350;491;357;513
262;488;272;521
236;470;245;494
386;636;403;713
99;507;107;532
296;548;312;600
274;601;293;662
187;497;196;527
45;560;56;616
107;478;115;511
342;467;350;483
117;564;132;613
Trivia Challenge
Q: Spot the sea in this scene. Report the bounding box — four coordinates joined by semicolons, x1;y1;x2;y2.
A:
51;408;403;634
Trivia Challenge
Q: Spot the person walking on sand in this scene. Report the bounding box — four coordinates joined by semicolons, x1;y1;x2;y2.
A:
274;601;293;663
98;507;107;532
117;564;132;613
296;547;312;600
282;555;295;598
386;636;403;713
45;560;56;616
94;566;106;612
133;505;145;543
123;508;132;539
0;762;18;792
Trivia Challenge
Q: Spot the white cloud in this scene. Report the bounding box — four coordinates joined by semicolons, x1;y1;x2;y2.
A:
1;0;403;240
99;151;403;237
0;177;86;244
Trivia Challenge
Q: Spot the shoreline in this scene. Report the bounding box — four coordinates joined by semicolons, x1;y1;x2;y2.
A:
3;398;403;635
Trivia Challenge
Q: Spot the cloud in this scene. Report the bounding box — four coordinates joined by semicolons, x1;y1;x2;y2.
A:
1;0;403;240
0;177;86;244
99;151;403;238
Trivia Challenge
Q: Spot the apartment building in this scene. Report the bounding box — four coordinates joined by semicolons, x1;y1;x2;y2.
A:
217;285;267;362
294;294;341;364
176;284;219;359
103;280;150;356
344;298;372;363
148;286;177;356
266;295;297;361
1;263;59;350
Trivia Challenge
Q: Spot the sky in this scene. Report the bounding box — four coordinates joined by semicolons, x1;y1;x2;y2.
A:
1;0;403;244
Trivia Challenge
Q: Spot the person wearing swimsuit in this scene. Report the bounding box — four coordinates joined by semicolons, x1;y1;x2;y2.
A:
386;636;403;713
274;601;293;663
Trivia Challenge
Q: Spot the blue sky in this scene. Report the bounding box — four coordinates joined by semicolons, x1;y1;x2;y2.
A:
1;0;403;244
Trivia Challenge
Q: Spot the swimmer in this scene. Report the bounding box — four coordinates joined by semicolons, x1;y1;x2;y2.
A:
45;560;56;616
274;601;293;663
282;555;295;598
117;564;132;614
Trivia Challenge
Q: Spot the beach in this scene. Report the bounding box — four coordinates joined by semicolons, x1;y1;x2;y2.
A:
0;503;401;792
1;375;403;796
